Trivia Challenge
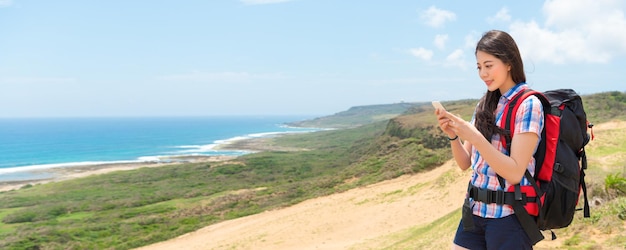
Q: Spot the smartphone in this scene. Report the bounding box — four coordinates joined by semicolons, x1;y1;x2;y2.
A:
431;101;446;111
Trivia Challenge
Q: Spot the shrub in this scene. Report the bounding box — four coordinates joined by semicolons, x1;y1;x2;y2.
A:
605;173;626;197
2;210;37;223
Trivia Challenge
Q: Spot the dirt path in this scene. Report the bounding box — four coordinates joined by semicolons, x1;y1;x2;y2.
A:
137;160;469;250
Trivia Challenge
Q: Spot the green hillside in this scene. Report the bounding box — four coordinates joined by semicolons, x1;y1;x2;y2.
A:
0;91;624;249
584;91;626;123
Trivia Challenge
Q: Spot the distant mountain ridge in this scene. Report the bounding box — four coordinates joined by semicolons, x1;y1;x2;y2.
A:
291;90;626;129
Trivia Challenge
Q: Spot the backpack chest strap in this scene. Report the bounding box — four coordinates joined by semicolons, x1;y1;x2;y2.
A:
468;185;537;205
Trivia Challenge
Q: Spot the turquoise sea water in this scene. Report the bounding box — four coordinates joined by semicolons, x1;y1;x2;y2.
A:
0;116;319;181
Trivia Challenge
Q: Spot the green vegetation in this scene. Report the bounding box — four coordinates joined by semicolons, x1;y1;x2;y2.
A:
0;91;624;249
584;91;626;123
605;173;626;196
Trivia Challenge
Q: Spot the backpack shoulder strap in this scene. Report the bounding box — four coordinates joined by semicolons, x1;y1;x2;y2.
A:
497;88;549;245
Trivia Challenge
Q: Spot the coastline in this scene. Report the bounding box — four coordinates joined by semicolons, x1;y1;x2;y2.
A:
0;129;310;193
0;116;320;193
0;155;237;192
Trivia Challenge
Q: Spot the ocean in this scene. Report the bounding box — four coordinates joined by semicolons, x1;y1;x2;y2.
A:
0;116;319;181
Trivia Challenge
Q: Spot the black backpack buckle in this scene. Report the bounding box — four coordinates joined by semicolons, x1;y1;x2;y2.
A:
473;187;506;205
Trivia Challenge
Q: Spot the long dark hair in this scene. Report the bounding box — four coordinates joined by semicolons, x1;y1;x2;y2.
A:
474;30;526;141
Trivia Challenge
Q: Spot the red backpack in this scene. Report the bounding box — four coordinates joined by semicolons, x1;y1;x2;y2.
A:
499;88;592;244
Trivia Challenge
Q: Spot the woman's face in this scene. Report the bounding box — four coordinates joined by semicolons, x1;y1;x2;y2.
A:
476;50;515;93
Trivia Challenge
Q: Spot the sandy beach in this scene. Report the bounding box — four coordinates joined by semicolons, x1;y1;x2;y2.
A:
0;155;237;192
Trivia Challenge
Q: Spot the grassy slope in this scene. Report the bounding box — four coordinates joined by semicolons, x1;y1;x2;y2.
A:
0;91;625;249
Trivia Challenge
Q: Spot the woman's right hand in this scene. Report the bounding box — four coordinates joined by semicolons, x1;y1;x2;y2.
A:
435;109;457;139
435;108;473;171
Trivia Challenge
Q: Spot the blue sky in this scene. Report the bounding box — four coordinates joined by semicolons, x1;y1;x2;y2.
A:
1;0;625;117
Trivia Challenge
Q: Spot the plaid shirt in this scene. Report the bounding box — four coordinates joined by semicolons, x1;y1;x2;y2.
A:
469;83;544;218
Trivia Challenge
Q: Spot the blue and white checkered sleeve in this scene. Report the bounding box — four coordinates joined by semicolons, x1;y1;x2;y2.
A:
514;95;544;137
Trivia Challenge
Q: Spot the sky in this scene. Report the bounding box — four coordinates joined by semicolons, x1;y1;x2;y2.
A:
1;0;625;117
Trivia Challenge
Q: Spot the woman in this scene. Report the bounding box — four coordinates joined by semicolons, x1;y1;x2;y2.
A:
436;30;544;249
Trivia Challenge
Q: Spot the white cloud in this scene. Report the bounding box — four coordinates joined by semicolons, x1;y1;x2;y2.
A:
445;49;468;69
487;7;511;24
0;0;12;7
420;6;456;28
409;47;434;61
510;0;626;64
240;0;292;5
434;34;448;50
